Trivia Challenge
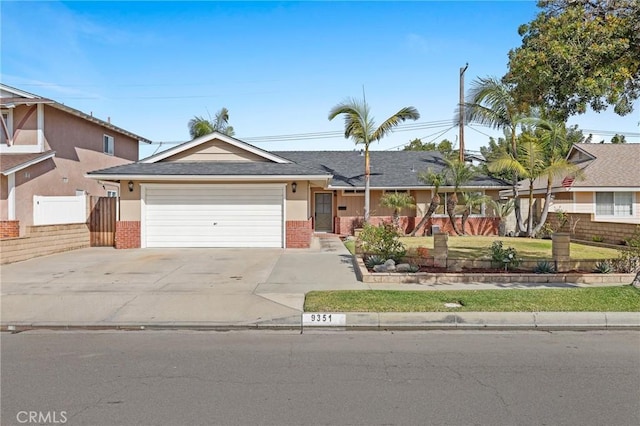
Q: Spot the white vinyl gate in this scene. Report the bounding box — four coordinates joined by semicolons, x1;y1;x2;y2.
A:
142;184;285;248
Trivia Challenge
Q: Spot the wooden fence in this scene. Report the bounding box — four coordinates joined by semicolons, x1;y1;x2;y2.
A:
89;196;117;247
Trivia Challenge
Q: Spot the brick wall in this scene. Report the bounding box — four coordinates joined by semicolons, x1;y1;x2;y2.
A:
335;216;498;236
0;224;90;264
115;221;141;249
0;220;20;238
286;219;312;248
547;213;639;245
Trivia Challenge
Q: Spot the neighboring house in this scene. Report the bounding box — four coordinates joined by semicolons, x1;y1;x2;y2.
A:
87;132;510;249
0;84;151;237
521;143;640;244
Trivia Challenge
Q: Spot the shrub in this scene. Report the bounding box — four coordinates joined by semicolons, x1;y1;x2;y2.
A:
534;260;556;274
593;261;612;274
358;223;407;263
611;226;640;273
490;240;521;270
592;235;604;243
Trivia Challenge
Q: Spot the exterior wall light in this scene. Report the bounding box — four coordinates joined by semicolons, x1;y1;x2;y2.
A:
291;182;297;193
128;181;134;192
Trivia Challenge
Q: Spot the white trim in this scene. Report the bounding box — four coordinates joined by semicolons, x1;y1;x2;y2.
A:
86;174;331;181
140;183;287;248
1;108;14;145
0;144;42;154
594;191;635;219
0;84;38;99
140;132;291;164
103;134;114;155
342;189;365;197
37;103;44;151
1;151;56;176
7;173;15;220
329;185;511;191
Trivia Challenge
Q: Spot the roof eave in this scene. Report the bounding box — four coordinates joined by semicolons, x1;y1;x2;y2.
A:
85;174;332;181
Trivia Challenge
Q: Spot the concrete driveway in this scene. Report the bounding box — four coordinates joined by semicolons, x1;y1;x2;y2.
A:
0;237;364;327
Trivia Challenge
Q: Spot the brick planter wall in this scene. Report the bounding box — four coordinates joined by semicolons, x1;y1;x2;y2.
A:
0;220;20;238
115;221;141;249
336;216;499;236
547;213;638;245
286;219;313;248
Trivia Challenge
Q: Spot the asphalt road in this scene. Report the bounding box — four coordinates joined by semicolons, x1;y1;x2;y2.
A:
1;330;639;426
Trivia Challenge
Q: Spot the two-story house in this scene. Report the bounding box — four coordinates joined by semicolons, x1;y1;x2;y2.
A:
0;84;150;237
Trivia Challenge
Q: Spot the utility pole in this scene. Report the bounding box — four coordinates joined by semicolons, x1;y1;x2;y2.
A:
459;63;469;162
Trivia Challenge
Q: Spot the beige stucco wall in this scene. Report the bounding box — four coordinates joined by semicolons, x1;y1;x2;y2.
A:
10;105;38;145
161;140;269;162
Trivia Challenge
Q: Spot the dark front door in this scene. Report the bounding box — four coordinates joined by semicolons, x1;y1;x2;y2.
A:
314;193;332;232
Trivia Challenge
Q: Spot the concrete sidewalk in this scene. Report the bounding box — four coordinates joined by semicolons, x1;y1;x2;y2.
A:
1;235;638;331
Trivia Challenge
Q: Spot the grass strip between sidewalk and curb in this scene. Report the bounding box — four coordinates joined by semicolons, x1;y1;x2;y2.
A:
304;286;640;313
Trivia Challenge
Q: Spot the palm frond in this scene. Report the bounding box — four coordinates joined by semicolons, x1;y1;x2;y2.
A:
371;107;420;141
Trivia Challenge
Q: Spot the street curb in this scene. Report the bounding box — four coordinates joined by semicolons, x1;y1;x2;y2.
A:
2;312;639;332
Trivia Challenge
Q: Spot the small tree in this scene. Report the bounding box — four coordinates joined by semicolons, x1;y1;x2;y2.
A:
443;158;477;235
380;192;415;232
409;169;445;236
488;199;515;237
460;192;490;235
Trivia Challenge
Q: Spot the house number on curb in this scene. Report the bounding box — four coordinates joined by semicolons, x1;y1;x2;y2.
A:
302;313;346;326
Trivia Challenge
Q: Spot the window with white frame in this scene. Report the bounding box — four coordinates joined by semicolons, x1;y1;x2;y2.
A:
1;109;13;144
342;189;365;196
595;192;633;217
106;190;118;197
434;191;486;216
103;134;114;155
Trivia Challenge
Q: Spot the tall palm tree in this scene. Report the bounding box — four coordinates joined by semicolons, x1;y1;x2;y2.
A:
465;76;528;233
380;191;416;232
443;158;476;235
188;107;235;138
328;97;419;222
409;168;445;236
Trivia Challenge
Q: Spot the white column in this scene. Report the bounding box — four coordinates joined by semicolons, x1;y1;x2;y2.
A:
37;103;44;151
8;173;16;220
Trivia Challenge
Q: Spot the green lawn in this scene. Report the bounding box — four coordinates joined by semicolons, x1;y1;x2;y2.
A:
304;286;640;312
399;236;619;260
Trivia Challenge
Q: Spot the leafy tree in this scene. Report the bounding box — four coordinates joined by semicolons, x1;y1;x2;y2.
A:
409;169;445;236
443;158;476;235
403;138;456;158
188;107;235;138
380;191;416;231
506;0;640;120
328;97;420;222
611;134;627;144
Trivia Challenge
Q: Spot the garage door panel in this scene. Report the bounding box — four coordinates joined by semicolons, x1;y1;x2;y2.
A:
144;185;284;248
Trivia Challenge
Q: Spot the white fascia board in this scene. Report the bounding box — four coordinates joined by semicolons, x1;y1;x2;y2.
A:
85;174;332;182
141;132;290;164
568;186;640;192
1;151;56;176
0;84;39;99
328;185;512;190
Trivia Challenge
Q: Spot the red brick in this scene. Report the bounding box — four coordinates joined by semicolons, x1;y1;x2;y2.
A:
0;221;20;239
115;221;141;249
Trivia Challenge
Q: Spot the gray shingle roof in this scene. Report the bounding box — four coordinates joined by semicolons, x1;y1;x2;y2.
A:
87;161;328;176
273;151;508;188
88;150;510;188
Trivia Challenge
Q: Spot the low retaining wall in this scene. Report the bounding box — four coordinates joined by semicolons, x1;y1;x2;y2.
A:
0;224;90;265
402;256;602;273
355;256;634;285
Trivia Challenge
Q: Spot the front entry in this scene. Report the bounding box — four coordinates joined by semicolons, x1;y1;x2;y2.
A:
314;192;332;232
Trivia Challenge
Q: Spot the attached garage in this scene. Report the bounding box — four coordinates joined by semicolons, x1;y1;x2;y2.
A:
142;184;285;248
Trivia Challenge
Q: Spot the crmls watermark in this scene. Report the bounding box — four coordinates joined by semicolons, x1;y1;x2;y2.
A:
16;411;68;424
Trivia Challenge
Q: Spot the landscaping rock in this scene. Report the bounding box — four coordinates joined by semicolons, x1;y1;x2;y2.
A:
373;264;387;272
383;259;396;272
449;262;463;272
396;263;412;273
633;272;640;289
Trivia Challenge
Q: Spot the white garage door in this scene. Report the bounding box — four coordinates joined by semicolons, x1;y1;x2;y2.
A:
143;184;284;248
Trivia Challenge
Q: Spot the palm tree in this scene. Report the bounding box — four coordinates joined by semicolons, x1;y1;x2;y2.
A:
460;192;490;235
465;76;528;233
188;107;235;138
328;97;419;222
443;158;476;235
488;199;515;236
488;132;582;237
409;168;445;236
380;191;416;232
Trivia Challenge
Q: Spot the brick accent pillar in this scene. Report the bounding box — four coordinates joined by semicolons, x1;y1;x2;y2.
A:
0;220;20;238
552;232;571;272
286;219;313;248
115;221;141;249
0;221;20;238
433;232;449;267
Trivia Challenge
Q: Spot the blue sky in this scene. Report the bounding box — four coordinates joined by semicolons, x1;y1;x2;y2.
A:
2;0;638;159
